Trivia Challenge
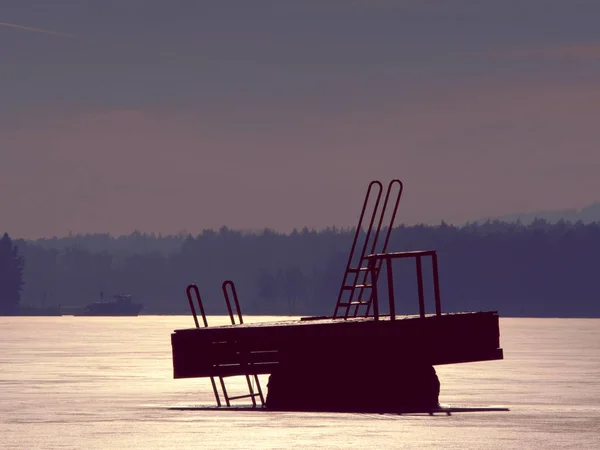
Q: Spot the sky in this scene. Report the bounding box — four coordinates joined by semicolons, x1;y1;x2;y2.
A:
2;1;600;238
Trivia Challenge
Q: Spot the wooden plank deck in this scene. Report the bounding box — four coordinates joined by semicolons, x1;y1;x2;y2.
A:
171;311;503;379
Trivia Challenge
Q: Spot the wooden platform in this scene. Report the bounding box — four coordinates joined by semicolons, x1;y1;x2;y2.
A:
171;311;503;379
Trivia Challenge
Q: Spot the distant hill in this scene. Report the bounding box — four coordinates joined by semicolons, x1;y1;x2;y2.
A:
474;202;600;225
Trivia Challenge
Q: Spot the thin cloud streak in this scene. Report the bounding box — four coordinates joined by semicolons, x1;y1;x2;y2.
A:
0;21;77;39
492;42;600;63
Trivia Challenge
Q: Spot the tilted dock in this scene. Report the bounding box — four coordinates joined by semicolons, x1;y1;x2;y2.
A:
172;311;502;378
170;179;504;412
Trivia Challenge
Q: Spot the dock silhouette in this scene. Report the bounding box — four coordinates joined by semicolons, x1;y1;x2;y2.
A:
170;179;503;412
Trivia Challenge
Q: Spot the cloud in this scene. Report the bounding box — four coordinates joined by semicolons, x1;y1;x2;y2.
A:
498;42;600;62
0;21;77;39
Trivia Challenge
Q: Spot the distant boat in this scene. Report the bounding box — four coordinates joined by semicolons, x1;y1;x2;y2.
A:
76;294;143;316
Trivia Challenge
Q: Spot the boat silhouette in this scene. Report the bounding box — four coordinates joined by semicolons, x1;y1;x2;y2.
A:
76;294;143;316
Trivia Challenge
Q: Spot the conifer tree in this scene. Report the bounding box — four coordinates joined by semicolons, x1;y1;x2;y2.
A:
0;233;25;314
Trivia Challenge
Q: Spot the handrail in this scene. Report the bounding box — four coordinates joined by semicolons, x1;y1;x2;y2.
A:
220;279;264;407
186;284;208;328
185;283;220;406
185;281;263;407
334;181;383;319
333;180;407;319
355;181;384;273
221;280;244;325
366;250;442;320
363;179;403;316
371;180;404;256
345;181;384;318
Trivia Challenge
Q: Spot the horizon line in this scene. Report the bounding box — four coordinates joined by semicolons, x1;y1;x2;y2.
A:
6;217;600;241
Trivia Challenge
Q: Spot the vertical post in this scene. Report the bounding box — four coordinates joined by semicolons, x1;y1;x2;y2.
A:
219;377;231;407
369;256;379;321
254;374;265;406
210;377;222;407
245;375;257;407
431;252;442;316
386;255;396;320
416;255;425;318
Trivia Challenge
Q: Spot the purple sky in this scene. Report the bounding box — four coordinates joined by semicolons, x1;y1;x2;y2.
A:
2;1;600;238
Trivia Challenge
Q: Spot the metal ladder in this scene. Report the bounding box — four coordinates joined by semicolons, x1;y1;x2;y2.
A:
186;281;265;407
332;179;403;319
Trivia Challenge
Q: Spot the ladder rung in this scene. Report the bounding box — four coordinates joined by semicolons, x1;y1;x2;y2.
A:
342;284;372;290
227;393;261;401
336;301;370;307
346;267;371;272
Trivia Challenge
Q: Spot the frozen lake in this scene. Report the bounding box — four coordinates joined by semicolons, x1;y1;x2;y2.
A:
1;316;599;449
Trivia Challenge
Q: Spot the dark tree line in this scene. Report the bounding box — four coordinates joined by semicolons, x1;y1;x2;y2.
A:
6;220;600;317
0;233;24;315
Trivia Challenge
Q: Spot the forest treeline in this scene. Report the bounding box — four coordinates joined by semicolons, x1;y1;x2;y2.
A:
0;233;24;315
6;220;600;317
